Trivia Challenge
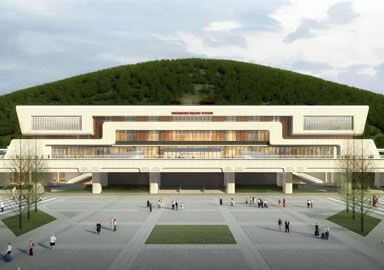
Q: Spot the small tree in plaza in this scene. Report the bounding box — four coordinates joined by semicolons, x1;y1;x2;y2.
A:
339;140;379;232
7;140;46;228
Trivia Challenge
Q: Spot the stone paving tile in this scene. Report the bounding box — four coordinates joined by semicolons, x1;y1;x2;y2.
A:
158;209;225;223
51;224;140;245
229;208;304;223
259;248;383;270
1;249;120;270
242;224;342;245
131;249;250;270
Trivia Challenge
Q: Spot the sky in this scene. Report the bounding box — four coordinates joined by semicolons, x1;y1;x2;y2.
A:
0;0;383;95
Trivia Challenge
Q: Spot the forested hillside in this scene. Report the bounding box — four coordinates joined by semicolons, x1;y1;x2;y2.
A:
1;58;384;147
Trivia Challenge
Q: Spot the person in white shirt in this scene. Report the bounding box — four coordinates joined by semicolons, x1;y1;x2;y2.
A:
49;235;56;250
6;242;12;255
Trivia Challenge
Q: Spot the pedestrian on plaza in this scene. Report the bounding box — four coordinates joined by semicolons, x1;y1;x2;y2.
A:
49;234;56;251
110;218;114;231
278;199;281;207
278;218;282;231
180;202;184;210
28;240;34;256
157;200;161;209
176;201;179;210
6;242;12;255
147;200;150;207
314;223;319;237
172;201;175;210
284;220;290;233
306;200;310;208
219;198;223;205
149;203;152;212
113;219;117;232
325;228;330;240
246;198;248;205
96;222;101;234
264;200;268;208
283;198;286;208
310;200;313;208
0;201;4;212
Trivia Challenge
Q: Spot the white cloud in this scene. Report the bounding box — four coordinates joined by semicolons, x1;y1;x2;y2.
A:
203;21;242;32
0;0;383;94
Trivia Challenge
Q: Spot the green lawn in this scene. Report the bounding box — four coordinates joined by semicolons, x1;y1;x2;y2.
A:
327;210;381;236
146;225;236;244
2;209;56;236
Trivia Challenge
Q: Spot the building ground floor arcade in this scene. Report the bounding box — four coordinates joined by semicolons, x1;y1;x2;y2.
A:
89;171;342;195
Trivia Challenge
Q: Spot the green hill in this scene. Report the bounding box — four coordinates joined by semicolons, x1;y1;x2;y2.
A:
1;58;384;148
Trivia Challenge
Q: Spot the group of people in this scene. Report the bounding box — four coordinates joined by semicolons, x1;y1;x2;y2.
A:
277;218;290;232
3;234;56;262
277;198;287;207
146;199;183;211
245;197;268;208
306;199;314;208
171;200;183;210
315;223;330;240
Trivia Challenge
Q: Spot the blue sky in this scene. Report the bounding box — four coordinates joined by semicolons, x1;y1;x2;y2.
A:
0;0;383;94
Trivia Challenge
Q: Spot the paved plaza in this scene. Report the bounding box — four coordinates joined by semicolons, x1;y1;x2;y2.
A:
1;193;384;270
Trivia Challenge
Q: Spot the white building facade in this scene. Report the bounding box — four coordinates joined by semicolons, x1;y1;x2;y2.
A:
1;105;384;194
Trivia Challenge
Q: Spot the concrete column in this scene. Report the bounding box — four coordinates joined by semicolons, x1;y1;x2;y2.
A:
276;173;283;187
224;172;235;194
280;173;293;194
92;173;108;194
374;173;384;188
149;172;160;194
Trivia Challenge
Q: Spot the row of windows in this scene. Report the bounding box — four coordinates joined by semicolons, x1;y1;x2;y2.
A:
303;116;353;130
98;116;282;122
51;145;335;159
115;130;270;142
32;116;82;131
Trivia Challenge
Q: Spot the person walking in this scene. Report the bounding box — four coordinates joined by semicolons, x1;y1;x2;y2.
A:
314;223;319;237
113;219;117;232
49;234;56;251
219;198;223;206
306;200;310;208
172;201;175;210
96;222;101;235
278;218;282;231
175;201;179;210
157;200;161;209
110;218;114;231
147;200;150;207
284;220;290;233
283;198;286;208
0;201;4;212
278;199;281;207
310;200;313;208
6;242;12;255
28;240;34;256
325;227;330;240
149;203;152;212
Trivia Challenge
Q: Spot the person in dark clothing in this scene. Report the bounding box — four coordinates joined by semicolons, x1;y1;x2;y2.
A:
219;198;223;205
149;203;152;212
325;228;330;240
96;222;101;234
278;218;283;231
175;202;179;210
284;220;290;233
28;240;34;256
147;200;150;207
314;223;319;236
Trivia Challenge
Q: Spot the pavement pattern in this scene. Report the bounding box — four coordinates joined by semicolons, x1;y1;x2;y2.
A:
1;194;384;270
